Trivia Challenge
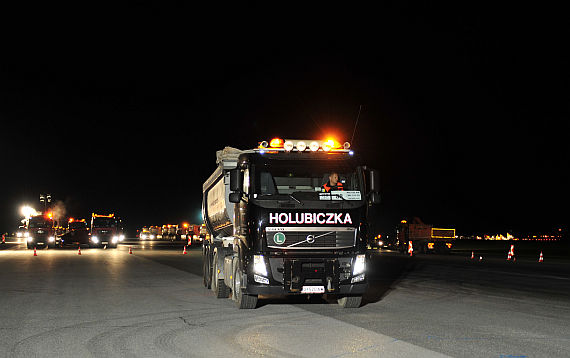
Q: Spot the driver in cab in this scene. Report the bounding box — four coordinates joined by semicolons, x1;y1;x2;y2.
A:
321;172;344;192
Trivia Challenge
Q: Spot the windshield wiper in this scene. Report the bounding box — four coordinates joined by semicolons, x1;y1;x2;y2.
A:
288;194;303;205
256;193;303;205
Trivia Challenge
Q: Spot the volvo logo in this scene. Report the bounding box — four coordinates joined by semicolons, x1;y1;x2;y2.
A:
306;235;315;244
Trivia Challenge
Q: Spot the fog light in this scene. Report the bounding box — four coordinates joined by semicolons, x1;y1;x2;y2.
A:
48;237;55;242
253;255;267;276
353;254;366;275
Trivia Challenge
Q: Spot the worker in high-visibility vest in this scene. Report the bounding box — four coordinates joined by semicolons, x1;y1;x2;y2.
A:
322;172;344;192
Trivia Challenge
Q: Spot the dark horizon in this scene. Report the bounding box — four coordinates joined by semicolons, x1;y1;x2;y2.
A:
1;4;568;238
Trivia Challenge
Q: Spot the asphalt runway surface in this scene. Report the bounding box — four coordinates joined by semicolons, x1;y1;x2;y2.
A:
1;239;569;357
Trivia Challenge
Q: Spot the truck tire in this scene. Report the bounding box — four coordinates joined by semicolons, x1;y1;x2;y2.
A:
337;295;362;308
212;252;230;298
203;245;212;289
233;260;257;309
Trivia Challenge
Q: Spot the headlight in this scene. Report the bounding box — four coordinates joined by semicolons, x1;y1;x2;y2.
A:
253;255;267;276
27;237;34;242
24;232;29;238
17;232;22;238
112;236;119;243
150;235;155;239
353;254;366;276
48;237;55;242
119;234;125;241
91;236;99;243
378;241;384;246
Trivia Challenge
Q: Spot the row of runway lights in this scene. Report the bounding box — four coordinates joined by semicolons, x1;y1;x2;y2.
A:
30;244;193;256
406;241;545;262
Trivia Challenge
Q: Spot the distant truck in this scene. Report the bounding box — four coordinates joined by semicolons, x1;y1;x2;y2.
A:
60;218;90;247
139;227;152;240
26;215;57;249
202;138;380;309
397;218;455;254
89;213;123;248
161;224;178;241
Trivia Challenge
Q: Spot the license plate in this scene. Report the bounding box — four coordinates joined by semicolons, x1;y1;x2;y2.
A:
37;242;45;245
102;242;108;244
301;286;325;294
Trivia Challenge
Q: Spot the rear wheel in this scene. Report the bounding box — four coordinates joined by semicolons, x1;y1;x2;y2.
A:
212;252;230;298
233;260;257;309
337;295;362;308
203;245;211;288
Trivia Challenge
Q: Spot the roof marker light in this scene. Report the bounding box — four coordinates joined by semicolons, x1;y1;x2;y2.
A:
284;140;294;152
322;140;333;151
296;141;307;151
309;141;319;151
269;138;284;148
343;142;351;149
259;140;269;148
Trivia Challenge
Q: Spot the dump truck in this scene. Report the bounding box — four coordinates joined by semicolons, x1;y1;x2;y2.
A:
397;217;455;254
202;138;380;309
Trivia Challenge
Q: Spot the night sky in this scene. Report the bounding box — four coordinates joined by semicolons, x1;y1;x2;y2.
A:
1;3;568;236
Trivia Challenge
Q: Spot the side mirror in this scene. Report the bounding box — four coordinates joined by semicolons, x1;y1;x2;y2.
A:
369;169;380;193
369;191;381;204
368;169;381;204
229;169;243;192
229;192;241;203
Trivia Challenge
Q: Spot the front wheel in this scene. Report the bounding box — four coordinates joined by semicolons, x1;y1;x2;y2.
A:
233;261;257;309
337;295;362;308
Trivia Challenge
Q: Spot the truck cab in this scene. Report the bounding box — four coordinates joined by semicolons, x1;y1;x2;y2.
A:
202;138;380;309
60;218;90;247
26;215;56;249
89;213;122;248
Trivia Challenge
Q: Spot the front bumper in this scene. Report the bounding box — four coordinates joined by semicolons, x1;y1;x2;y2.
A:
245;256;368;296
247;281;368;295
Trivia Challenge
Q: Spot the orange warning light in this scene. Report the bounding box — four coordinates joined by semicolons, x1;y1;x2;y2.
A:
269;138;284;148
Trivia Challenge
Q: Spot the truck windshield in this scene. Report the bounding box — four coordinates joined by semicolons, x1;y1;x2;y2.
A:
93;218;116;228
253;159;362;200
29;219;52;228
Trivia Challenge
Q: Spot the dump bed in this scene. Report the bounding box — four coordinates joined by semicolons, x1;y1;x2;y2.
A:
202;147;247;239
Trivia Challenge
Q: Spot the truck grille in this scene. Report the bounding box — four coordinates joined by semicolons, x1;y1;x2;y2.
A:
265;227;356;249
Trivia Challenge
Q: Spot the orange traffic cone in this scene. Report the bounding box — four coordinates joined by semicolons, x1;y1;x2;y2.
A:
471;251;474;260
33;247;37;256
408;241;413;257
539;251;543;263
507;244;514;260
128;246;133;254
183;245;187;255
78;246;82;255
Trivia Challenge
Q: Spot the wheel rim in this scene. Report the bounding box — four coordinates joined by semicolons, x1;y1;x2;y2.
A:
234;268;241;298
